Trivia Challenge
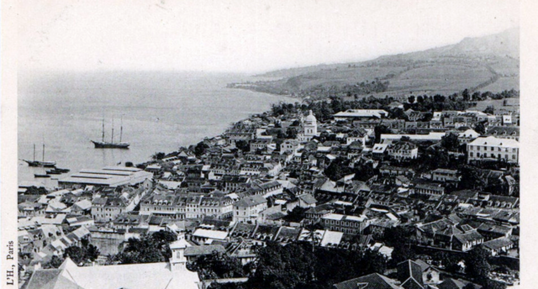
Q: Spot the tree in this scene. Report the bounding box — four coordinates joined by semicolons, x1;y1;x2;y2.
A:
235;140;250;152
462;89;470;101
190;252;244;280
391;244;416;264
474;122;486;134
194;141;209;157
300;225;323;253
408;95;415;104
441;133;460;151
44;255;64;269
483;105;495;115
465;245;491;281
463;283;477;289
324;157;352;181
152;152;166;160
374;125;392;143
64;237;101;265
286;127;298;139
64;246;86;265
115;232;176;264
284;206;307;223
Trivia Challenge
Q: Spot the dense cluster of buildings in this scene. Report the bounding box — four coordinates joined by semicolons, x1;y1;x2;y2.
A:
19;101;519;288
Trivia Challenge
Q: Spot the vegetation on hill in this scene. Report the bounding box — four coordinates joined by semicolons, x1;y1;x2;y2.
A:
230;28;519;98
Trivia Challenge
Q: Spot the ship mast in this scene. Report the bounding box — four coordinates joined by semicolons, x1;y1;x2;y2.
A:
42;143;45;162
101;117;105;142
111;118;115;143
120;116;123;143
33;144;36;162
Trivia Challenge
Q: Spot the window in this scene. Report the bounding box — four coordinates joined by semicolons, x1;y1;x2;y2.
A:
470;152;473;157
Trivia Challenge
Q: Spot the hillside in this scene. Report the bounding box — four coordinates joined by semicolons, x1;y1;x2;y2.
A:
229;28;519;98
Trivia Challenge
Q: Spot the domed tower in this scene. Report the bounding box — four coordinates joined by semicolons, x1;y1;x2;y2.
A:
303;110;318;139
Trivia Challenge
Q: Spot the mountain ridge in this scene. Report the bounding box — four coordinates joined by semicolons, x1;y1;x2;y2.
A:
234;28;519;98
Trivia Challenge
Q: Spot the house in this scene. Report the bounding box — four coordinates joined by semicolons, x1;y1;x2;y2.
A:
437;278;482;289
71;199;92;215
482;237;514;256
333;109;389;121
297;193;317;208
476;223;512;240
191;228;228;244
417;219;484;251
232;195;267;224
280;139;300;154
431;169;460;182
458;129;480;144
387;141;418;160
320;213;368;235
413;183;445;196
379;165;415;178
226;239;257;265
467;136;519;164
396;260;424;289
250;139;272;152
485;126;519;141
184;244;226;263
413;259;441;285
333;273;401;289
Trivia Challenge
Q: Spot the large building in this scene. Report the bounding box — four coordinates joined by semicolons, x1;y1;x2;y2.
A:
58;166;152;188
320;213;368;235
467;136;519;164
333;109;389;121
298;110;318;142
25;256;199;289
233;195;268;224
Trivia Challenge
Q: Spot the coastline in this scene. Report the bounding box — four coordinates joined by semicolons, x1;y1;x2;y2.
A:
17;71;296;185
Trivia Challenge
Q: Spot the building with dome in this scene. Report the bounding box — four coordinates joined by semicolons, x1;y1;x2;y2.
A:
298;110;318;142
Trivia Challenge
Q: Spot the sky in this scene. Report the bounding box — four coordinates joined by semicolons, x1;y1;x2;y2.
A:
17;0;520;73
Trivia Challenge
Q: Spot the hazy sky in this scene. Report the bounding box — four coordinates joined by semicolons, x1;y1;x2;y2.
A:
18;0;519;73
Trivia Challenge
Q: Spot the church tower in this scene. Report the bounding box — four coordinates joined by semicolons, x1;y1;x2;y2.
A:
303;110;318;139
169;232;191;269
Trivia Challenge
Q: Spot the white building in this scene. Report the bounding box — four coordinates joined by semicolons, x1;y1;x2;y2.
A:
333;109;389;121
58;166;152;188
298;110;318;142
233;195;268;224
467;136;519;164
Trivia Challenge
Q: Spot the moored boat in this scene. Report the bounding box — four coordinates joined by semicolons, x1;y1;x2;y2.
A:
91;117;130;149
24;144;57;167
34;173;51;178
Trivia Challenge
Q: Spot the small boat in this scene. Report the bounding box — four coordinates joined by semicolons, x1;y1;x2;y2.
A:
23;144;57;167
46;168;70;174
34;173;51;178
91;117;130;149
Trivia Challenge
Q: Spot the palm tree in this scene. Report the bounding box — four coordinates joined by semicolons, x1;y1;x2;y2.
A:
300;224;323;253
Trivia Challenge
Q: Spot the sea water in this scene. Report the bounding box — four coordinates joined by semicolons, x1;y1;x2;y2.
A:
18;70;293;186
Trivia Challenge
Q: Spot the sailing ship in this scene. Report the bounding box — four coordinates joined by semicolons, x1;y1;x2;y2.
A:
23;144;57;167
91;117;130;149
